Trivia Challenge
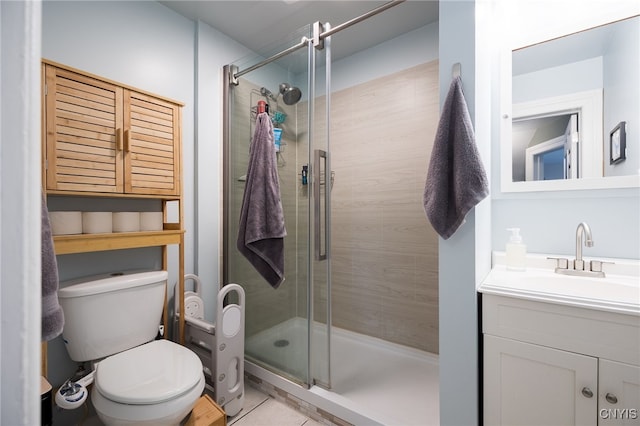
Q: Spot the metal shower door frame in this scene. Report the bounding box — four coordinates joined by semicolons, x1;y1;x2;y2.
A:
307;21;332;390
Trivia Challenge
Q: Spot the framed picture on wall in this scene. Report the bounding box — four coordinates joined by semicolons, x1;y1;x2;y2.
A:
610;121;626;164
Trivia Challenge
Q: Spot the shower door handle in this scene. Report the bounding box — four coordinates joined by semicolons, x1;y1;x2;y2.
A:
314;149;328;261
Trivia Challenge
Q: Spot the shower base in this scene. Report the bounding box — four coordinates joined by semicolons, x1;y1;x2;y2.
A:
245;317;439;425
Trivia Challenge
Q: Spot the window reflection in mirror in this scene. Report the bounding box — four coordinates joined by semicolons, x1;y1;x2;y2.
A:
510;15;639;184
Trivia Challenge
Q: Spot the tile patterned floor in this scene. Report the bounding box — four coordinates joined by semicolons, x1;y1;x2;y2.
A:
213;381;325;426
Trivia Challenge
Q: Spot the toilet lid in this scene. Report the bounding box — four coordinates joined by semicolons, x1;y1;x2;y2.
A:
95;339;202;405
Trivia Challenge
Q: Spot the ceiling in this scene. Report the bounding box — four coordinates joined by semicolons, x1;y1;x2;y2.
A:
160;1;439;62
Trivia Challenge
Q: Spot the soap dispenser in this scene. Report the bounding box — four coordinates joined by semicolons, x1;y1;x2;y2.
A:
506;228;527;271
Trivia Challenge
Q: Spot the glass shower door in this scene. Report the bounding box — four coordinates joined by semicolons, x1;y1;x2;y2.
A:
223;22;331;389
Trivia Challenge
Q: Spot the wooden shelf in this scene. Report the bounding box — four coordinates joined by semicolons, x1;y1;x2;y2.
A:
46;190;182;201
53;230;184;255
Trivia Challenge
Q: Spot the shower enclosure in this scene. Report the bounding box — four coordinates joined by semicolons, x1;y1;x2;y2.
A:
223;21;332;389
223;2;440;424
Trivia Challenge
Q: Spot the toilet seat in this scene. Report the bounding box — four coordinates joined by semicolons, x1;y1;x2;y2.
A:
95;339;203;404
91;374;205;425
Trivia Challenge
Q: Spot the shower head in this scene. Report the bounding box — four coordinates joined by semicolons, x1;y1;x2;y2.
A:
260;83;302;106
279;83;302;105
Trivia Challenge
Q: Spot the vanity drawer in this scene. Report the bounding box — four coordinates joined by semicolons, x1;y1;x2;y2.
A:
482;294;640;365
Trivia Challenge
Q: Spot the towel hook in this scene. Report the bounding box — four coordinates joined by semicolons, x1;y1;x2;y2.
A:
452;63;461;79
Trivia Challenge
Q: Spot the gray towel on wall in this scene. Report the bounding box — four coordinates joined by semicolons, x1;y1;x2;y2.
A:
423;76;489;240
41;193;64;341
237;112;287;288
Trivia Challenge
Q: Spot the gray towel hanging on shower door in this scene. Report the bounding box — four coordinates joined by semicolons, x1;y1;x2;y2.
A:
237;112;287;288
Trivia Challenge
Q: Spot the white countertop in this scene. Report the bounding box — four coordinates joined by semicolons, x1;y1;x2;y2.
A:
479;252;640;316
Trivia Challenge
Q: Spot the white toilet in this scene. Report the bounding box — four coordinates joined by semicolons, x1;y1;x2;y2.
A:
58;270;205;426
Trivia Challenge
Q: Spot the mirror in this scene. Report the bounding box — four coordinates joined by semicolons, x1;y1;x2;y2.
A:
502;15;640;192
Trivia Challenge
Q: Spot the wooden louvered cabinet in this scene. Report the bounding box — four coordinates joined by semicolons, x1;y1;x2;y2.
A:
123;90;181;196
43;61;181;196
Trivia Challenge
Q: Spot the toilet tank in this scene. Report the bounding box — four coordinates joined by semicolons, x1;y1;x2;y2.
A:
58;270;168;362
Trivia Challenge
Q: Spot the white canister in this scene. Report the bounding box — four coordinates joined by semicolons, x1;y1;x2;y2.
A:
139;212;164;231
82;212;113;234
49;211;83;235
113;212;141;233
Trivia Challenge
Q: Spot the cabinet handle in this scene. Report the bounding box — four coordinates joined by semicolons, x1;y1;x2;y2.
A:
116;128;123;151
124;129;131;153
605;393;618;404
581;387;594;398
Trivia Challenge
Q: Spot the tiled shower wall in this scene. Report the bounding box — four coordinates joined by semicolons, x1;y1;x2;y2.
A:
329;61;440;353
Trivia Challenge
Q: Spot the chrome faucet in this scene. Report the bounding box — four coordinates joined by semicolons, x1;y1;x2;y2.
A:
574;222;594;271
549;221;610;278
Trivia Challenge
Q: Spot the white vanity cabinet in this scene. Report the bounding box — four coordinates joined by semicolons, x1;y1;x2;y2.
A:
599;359;640;426
482;294;640;426
484;334;598;425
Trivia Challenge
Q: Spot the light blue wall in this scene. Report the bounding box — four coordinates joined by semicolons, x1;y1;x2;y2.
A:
492;190;640;258
194;20;255;321
604;17;639;177
1;2;43;423
438;1;492;424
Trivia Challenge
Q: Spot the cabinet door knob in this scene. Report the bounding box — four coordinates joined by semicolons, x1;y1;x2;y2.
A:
581;387;594;398
605;393;618;404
